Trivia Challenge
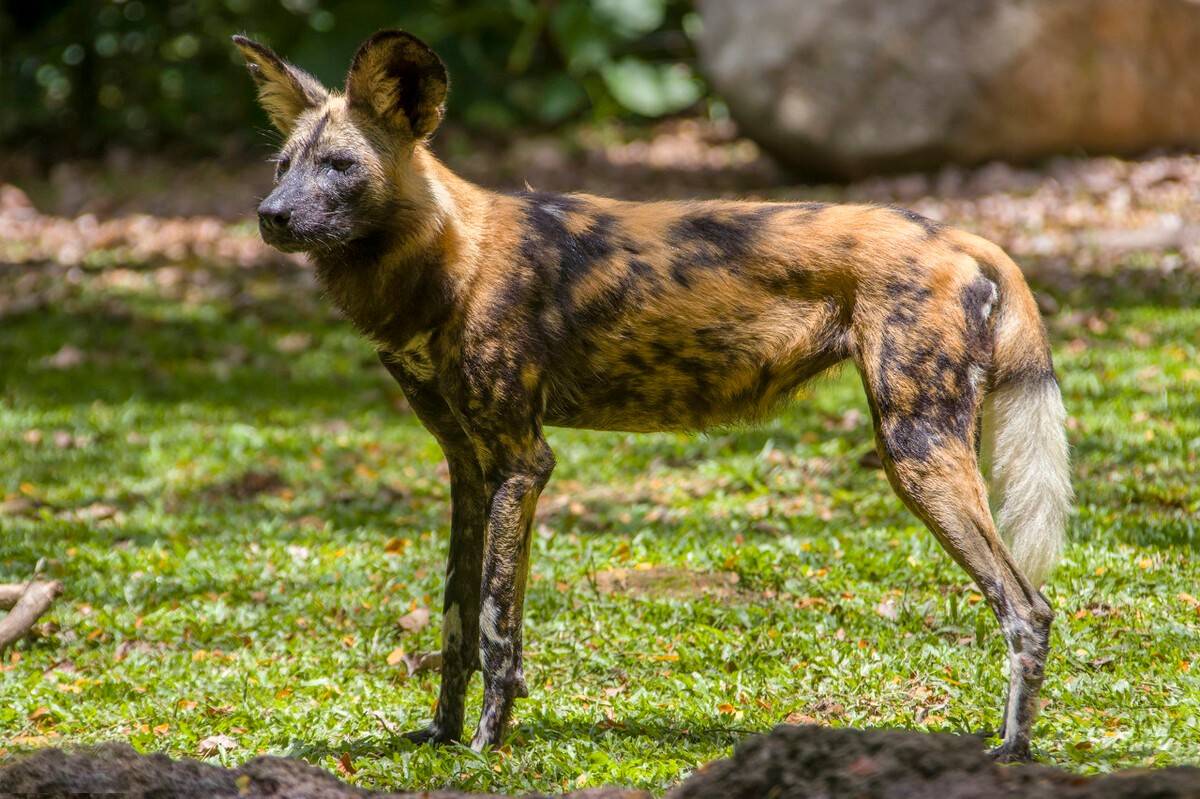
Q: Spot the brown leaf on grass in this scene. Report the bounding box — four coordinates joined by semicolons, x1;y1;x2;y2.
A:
788;698;846;726
397;607;431;634
593;566;744;601
875;598;899;621
44;345;84;369
274;332;312;354
383;537;410;554
0;497;41;517
784;711;818;725
206;470;286;501
336;751;356;776
51;430;93;449
62;502;118;522
197;734;237;757
402;651;442;677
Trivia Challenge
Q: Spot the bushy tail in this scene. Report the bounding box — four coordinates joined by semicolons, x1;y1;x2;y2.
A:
964;235;1073;587
983;378;1072;586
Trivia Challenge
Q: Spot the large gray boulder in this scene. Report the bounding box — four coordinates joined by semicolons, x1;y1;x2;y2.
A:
696;0;1200;178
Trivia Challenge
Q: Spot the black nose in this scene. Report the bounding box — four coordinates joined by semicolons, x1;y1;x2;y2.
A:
257;204;291;229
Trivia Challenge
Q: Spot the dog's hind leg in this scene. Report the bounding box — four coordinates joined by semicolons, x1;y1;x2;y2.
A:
854;277;1054;761
871;425;1052;761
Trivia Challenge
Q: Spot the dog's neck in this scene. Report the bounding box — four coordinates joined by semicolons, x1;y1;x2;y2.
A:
310;147;488;354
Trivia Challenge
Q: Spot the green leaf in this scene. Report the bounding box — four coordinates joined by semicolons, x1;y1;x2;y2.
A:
594;0;667;38
600;59;703;117
507;74;588;125
550;1;614;74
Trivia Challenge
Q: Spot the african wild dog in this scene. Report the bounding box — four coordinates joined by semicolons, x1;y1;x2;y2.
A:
234;31;1072;761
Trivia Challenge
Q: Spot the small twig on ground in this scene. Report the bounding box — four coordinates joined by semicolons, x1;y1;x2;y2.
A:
0;580;63;651
367;710;399;735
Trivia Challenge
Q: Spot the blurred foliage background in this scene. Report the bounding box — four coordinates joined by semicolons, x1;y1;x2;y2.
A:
0;0;708;156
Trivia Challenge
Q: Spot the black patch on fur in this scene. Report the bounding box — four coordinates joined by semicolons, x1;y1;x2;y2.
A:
669;214;755;263
874;276;984;462
627;257;655;279
891;206;943;237
666;212;755;285
960;276;997;355
299;112;329;159
665;204;817;287
791;201;829;221
511;192;655;347
882;416;933;461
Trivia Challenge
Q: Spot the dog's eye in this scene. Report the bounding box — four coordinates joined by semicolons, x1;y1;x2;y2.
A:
275;157;291;178
326;157;355;173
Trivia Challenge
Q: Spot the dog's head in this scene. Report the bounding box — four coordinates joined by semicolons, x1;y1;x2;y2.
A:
233;31;448;254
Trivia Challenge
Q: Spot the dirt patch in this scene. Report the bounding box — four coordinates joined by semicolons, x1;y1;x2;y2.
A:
3;726;1199;798
593;566;744;601
672;725;1200;799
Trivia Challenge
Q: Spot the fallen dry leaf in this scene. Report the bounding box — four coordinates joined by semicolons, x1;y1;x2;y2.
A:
66;502;118;522
397;607;431;634
875;598;899;621
274;332;312;354
197;734;237;757
384;537;410;554
784;712;818;725
44;344;84;369
402;651;443;677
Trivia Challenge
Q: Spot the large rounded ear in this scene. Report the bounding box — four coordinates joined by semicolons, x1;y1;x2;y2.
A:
345;30;448;140
232;35;328;135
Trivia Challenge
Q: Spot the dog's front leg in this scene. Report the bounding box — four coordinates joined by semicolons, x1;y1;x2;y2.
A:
469;435;556;751
381;356;486;744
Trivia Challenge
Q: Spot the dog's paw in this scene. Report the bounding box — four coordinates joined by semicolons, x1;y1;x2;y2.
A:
988;740;1032;763
403;724;458;745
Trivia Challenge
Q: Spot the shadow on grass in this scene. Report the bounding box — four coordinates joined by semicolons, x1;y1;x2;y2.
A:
1;305;387;414
282;709;758;765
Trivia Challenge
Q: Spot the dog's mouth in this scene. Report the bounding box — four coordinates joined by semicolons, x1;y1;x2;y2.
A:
261;222;356;254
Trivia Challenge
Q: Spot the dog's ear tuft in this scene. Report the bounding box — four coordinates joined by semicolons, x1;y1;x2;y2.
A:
345;30;448;140
232;34;328;134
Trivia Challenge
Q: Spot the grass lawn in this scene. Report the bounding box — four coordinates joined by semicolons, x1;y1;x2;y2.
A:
2;227;1198;794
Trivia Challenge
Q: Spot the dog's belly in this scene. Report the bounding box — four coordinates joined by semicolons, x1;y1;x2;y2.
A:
541;304;850;433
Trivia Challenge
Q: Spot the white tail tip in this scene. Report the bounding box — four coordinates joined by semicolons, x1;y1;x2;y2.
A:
984;379;1073;587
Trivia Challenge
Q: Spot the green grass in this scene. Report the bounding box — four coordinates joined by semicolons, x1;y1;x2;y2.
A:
1;257;1198;794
